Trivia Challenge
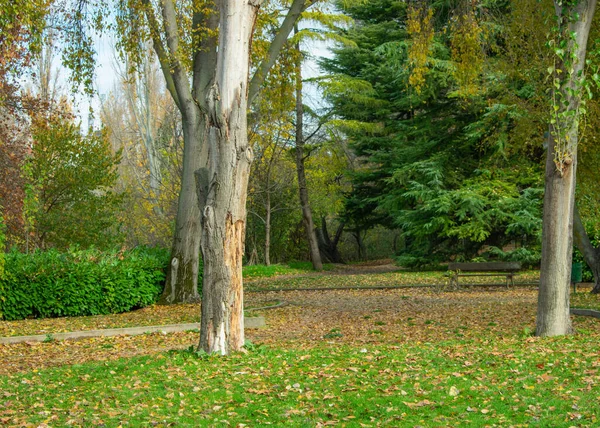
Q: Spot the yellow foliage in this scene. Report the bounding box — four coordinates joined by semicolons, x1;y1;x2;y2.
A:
407;5;434;94
450;6;483;97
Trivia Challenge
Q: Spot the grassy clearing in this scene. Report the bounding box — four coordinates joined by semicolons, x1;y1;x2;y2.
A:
571;288;600;311
243;262;333;280
246;270;541;291
2;336;600;426
2;281;600;426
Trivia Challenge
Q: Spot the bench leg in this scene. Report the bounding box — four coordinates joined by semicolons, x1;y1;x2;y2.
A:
451;274;458;290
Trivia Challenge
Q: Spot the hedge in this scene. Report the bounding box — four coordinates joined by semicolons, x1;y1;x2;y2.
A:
0;247;170;321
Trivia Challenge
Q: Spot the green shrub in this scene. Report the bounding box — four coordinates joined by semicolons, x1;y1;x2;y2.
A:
0;247;170;321
483;246;541;268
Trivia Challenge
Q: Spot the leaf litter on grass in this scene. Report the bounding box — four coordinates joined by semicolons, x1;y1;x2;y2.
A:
2;331;600;426
2;283;600;426
2;286;598;375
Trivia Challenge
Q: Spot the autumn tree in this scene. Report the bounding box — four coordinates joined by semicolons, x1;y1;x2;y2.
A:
100;49;182;248
537;0;598;336
294;28;323;270
0;0;51;248
247;93;297;265
24;110;124;250
97;0;314;353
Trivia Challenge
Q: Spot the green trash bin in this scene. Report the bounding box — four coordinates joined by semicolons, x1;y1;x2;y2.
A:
571;262;583;293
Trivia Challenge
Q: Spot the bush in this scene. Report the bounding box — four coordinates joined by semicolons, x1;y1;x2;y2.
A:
483;246;541;268
0;247;170;321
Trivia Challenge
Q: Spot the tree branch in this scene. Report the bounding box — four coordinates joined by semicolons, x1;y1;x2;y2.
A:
160;0;194;113
248;0;310;105
192;2;218;110
141;0;181;110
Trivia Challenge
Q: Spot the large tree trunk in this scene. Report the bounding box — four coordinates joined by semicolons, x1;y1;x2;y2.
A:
537;0;596;336
159;114;203;304
197;0;258;354
142;0;308;342
537;134;577;336
573;204;600;293
294;33;323;271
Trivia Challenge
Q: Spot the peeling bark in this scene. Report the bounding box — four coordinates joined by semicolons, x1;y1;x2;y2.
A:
198;0;259;354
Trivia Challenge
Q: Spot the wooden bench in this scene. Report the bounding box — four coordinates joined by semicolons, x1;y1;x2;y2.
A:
445;262;521;290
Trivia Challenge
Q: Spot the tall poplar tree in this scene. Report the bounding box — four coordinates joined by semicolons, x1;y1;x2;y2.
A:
114;0;314;353
537;0;598;336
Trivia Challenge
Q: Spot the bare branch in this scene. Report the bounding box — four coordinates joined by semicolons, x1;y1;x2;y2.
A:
248;0;310;105
160;0;194;113
141;0;181;110
192;4;218;109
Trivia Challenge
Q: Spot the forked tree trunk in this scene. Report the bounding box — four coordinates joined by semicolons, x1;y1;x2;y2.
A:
573;204;600;293
537;0;596;337
316;217;345;263
159;116;203;304
197;0;259;354
294;33;323;271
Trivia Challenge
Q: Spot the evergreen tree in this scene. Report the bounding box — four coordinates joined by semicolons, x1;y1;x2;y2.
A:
322;0;544;266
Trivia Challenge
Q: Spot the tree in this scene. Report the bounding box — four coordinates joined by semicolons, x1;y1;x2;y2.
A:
24;110;124;250
536;0;597;337
321;0;544;267
0;0;51;249
118;0;312;353
248;107;297;266
294;28;323;271
100;49;182;248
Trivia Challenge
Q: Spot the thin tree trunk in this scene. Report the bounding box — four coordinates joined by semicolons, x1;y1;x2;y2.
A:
294;30;323;271
573;204;600;293
197;0;259;354
537;0;596;336
265;190;271;266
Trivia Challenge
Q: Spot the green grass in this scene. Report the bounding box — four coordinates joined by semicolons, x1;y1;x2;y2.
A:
2;336;600;426
246;270;541;291
571;289;600;311
242;262;333;280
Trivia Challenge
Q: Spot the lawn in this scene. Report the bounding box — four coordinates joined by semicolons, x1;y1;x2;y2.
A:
2;268;600;426
245;269;541;291
2;337;600;426
242;262;334;280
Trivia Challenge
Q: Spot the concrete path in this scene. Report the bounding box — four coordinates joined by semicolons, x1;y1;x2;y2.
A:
0;317;265;345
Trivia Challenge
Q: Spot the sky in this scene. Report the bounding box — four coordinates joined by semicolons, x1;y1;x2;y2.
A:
71;16;337;130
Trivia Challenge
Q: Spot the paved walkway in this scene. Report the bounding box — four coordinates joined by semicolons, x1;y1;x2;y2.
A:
0;317;265;345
